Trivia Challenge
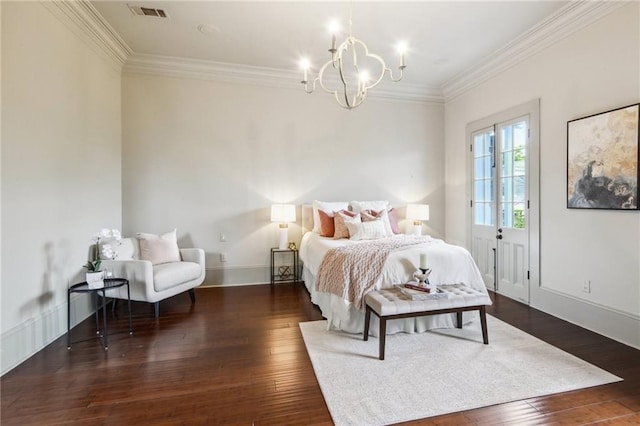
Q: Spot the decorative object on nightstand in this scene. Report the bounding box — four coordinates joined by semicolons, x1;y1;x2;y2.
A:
270;204;296;250
84;266;105;289
288;241;297;251
270;247;299;285
406;204;429;236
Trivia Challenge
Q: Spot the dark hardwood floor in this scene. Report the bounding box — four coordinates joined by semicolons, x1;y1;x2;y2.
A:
1;283;639;425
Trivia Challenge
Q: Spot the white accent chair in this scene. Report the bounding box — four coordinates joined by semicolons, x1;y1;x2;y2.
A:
101;237;205;317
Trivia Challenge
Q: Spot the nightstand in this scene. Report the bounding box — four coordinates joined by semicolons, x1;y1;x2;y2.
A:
270;248;299;285
67;278;132;350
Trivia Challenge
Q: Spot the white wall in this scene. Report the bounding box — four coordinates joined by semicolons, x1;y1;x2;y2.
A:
1;2;122;374
445;4;640;347
122;73;444;285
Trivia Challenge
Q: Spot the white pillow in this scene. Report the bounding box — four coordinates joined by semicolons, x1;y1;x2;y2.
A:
361;208;394;237
137;229;181;265
346;219;387;241
350;200;389;214
312;200;349;233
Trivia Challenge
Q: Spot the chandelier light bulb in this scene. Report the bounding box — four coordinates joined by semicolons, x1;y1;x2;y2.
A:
299;58;311;83
328;19;340;35
299;57;311;70
328;19;339;55
397;41;408;69
359;70;370;82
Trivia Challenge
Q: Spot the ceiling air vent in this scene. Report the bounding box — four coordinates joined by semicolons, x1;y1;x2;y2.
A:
128;5;169;18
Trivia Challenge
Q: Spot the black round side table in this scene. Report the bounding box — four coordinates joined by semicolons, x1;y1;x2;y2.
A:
67;278;133;350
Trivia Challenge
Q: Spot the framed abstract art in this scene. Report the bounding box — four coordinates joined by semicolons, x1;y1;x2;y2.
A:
567;103;639;210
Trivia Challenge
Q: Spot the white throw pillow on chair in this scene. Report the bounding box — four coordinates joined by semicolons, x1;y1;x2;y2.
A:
137;229;181;265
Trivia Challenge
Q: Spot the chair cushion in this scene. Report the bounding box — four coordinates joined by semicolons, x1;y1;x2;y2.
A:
153;261;202;292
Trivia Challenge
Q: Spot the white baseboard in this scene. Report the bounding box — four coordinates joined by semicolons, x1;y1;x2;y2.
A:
532;286;640;350
202;264;297;286
1;294;94;376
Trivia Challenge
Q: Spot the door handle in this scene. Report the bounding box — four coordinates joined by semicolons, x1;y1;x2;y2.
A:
496;234;503;240
497;228;503;233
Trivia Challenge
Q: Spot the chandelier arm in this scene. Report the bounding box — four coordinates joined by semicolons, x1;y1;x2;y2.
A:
317;60;337;95
303;76;320;94
336;53;356;109
385;66;406;83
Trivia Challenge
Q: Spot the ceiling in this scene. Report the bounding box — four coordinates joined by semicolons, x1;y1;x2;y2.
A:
91;1;569;90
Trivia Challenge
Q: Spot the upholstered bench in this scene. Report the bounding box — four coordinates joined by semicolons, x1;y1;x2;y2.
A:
363;284;492;360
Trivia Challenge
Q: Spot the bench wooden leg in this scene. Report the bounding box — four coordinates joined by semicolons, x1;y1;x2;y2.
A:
363;305;371;341
379;317;387;360
480;305;489;344
456;311;463;329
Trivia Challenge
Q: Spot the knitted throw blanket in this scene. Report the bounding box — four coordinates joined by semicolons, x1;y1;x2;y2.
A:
316;235;429;310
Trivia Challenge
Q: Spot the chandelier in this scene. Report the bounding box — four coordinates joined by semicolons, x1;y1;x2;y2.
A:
299;12;407;110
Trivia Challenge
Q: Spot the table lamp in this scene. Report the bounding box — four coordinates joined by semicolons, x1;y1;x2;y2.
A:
271;204;296;249
406;204;429;236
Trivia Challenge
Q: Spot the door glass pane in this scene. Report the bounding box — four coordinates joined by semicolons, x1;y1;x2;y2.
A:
475;181;484;202
501;126;513;151
514;148;525;175
513;122;526;148
497;119;527;230
474;135;484;158
501;151;513;176
484;156;492;179
514;203;525;229
501;177;512;202
501;203;513;228
474;158;485;179
514;176;525;202
485;203;494;226
473;128;495;226
475;202;484;224
485;180;494;202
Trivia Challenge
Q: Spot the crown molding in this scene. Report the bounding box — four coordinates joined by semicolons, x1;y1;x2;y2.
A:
441;0;629;102
42;0;623;105
43;0;132;68
124;53;444;105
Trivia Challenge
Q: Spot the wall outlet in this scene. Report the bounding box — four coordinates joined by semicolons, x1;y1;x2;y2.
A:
582;280;591;293
220;253;227;262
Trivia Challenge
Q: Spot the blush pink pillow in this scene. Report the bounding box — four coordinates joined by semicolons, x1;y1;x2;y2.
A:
137;229;181;265
388;208;401;234
361;210;378;222
318;210;336;237
333;210;358;239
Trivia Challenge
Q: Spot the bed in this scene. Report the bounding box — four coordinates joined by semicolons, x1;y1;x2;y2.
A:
298;203;491;335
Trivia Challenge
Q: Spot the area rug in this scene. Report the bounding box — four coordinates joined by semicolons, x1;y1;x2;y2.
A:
299;315;621;425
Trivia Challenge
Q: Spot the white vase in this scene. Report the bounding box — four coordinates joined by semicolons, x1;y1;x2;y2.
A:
86;271;105;289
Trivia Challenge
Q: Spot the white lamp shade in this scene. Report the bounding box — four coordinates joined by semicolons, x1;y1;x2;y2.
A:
406;204;430;221
270;204;296;223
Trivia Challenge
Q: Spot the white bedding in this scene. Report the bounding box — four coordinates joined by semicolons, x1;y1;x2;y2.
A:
299;232;491;334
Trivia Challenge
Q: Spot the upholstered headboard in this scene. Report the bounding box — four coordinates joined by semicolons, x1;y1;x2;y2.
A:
301;204;314;235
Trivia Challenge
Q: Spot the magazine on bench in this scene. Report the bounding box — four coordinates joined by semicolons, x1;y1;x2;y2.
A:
395;284;449;301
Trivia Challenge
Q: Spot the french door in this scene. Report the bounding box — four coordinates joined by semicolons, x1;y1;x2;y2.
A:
469;101;539;304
